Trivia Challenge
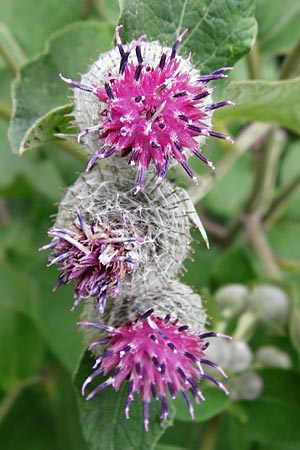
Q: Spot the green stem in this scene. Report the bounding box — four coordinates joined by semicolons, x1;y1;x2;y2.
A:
244;212;281;279
189;123;273;205
244;128;286;216
263;174;300;225
279;39;300;79
54;139;89;163
200;414;223;450
0;374;43;424
0;98;11;120
246;41;263;80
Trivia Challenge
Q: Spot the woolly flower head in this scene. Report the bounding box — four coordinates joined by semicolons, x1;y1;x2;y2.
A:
41;166;202;312
79;294;230;431
80;280;207;345
61;26;234;192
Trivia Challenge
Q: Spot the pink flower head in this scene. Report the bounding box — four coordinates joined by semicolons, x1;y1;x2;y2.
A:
40;208;142;313
78;308;230;431
60;26;234;193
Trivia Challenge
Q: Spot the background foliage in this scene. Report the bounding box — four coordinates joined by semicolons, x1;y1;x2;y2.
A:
0;0;299;449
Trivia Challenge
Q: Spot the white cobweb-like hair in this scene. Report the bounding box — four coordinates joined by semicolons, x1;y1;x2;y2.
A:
54;164;206;299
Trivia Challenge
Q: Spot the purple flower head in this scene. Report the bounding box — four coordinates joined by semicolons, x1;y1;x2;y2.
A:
40;208;142;313
61;26;234;193
78;308;230;431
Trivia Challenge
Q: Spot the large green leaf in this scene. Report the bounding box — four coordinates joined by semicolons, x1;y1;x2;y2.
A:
231;369;300;446
0;0;85;58
0;308;45;390
9;21;114;154
174;386;231;422
217;78;300;134
0;369;88;450
256;0;300;54
74;351;176;450
119;0;257;72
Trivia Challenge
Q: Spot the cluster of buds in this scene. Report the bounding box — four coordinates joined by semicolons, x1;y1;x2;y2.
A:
42;26;234;430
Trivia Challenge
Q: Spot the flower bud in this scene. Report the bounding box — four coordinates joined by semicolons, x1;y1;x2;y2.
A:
255;346;292;369
43;166;199;312
230;372;263;401
214;284;249;318
249;284;290;331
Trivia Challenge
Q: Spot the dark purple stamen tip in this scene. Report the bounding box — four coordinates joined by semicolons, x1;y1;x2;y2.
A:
86;379;112;400
174;91;187;98
151;383;158;400
143;401;150;431
178;325;189;332
159;53;167;69
177;366;187;382
193;147;215;170
205;100;235;111
184;351;198;363
181;161;199;184
181;390;194;419
168;382;176;399
171;28;188;60
104;82;114;99
160;362;166;379
134;64;143;81
160;395;168;420
140;308;154;321
167;342;177;352
152;356;160;369
135;362;142;378
119;52;130;74
199;331;232;340
200;358;228;378
59;73;94;92
77;321;115;333
209;130;234;144
193;91;210;101
202;374;229;395
150;334;158;342
136;45;143;64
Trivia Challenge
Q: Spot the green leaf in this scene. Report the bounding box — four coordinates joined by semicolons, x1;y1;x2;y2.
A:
267;221;300;261
0;308;45;390
212;244;257;287
217;78;300;134
74;351;175;450
119;0;257;72
0;0;85;58
18;104;76;155
256;0;300;54
36;264;84;374
9;21;114;154
0;21;26;73
231;369;300;446
0;369;87;450
174;386;230;422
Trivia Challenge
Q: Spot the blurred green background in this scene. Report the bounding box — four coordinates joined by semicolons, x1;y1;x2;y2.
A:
0;0;300;449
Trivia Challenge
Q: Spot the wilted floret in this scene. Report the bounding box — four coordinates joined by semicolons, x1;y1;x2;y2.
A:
40;208;141;313
79;308;230;431
61;26;234;192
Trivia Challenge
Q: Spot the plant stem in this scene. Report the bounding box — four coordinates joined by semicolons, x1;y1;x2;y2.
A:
189;123;273;204
0;98;11;120
263;174;300;225
279;39;300;79
244;212;281;279
246;41;263;80
54;139;89;163
200;414;223;450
